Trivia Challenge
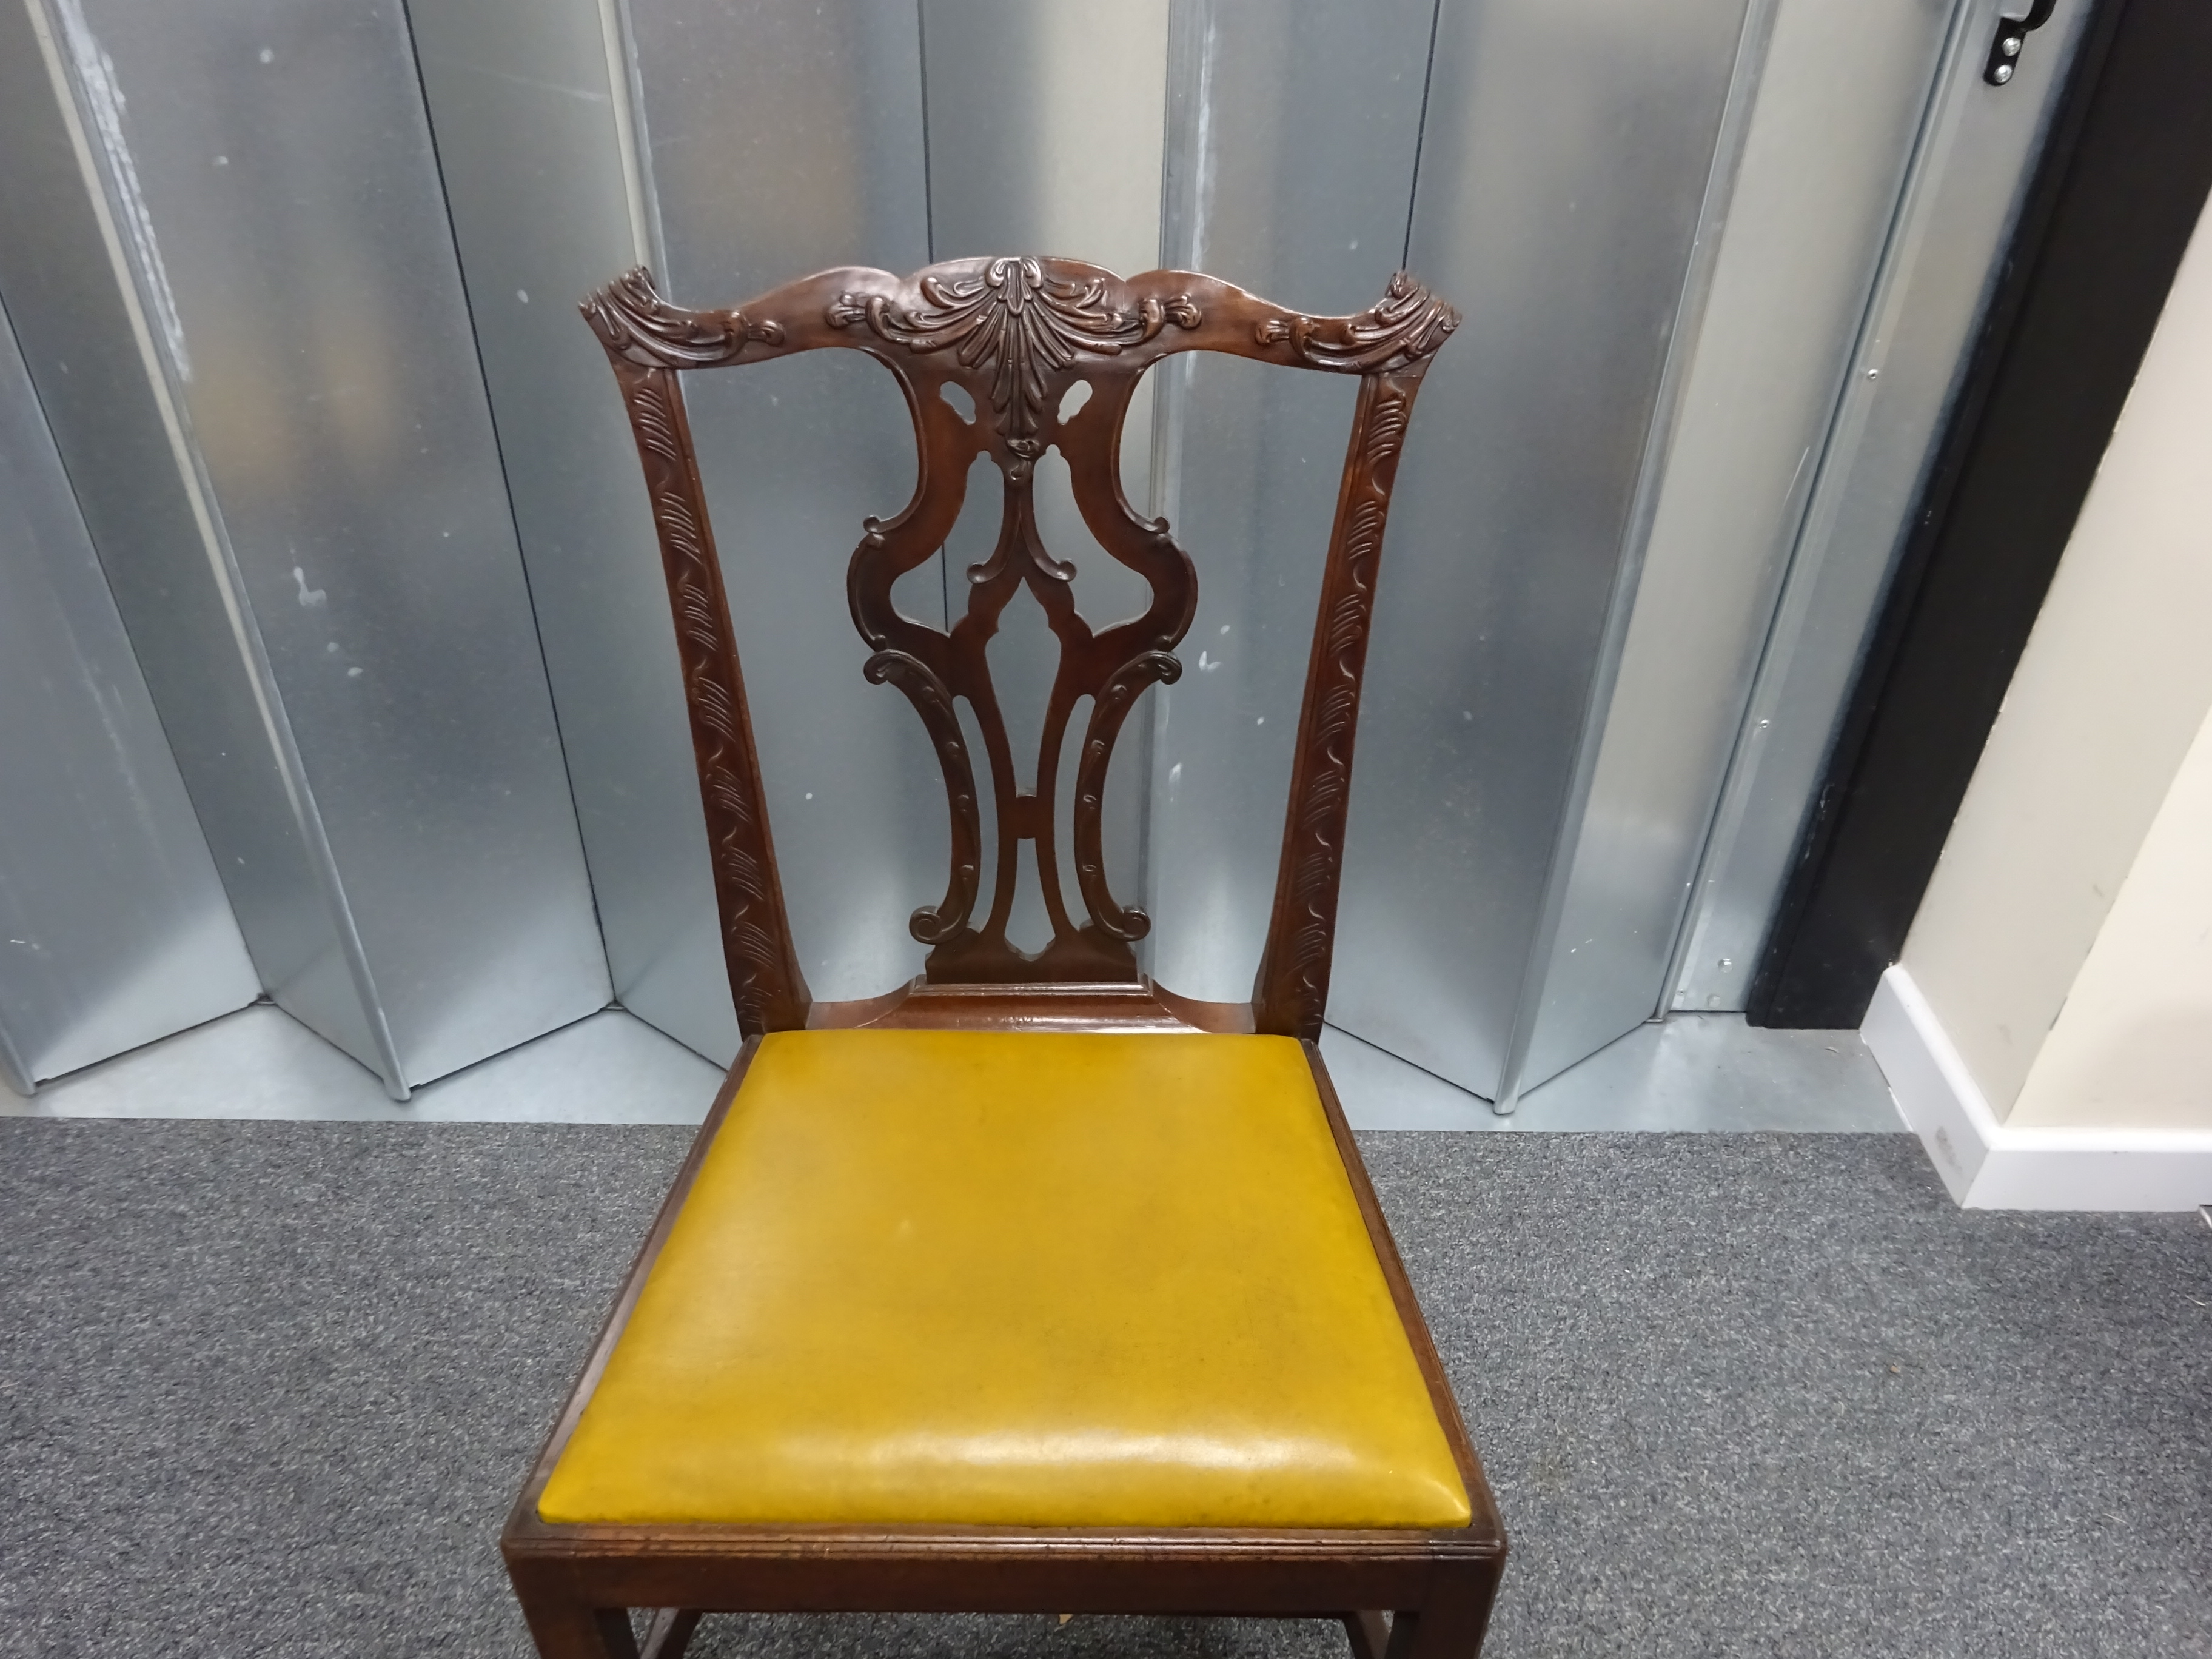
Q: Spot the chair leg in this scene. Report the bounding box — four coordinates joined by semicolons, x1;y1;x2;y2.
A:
515;1595;643;1659
640;1609;703;1659
1382;1562;1504;1659
1342;1610;1392;1659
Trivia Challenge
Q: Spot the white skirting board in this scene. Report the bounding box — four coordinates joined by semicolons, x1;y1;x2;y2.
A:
1861;965;2212;1211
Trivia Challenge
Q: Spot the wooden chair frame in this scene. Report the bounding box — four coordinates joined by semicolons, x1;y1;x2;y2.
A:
502;256;1505;1658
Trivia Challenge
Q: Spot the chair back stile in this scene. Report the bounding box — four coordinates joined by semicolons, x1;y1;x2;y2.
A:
581;257;1458;1042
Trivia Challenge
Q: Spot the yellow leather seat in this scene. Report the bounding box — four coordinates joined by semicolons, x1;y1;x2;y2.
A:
538;1029;1472;1530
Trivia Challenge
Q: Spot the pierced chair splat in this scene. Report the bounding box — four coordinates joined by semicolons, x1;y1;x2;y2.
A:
503;255;1504;1659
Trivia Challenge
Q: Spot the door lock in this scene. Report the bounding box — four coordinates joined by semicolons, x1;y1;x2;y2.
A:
1984;0;2056;85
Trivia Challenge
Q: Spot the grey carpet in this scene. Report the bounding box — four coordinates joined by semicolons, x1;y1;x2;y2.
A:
0;1123;2205;1658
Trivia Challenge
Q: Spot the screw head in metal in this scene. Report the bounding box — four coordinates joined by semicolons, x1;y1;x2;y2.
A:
2002;35;2022;55
1993;62;2014;82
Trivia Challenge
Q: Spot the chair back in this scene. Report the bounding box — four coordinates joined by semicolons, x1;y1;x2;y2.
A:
583;256;1456;1040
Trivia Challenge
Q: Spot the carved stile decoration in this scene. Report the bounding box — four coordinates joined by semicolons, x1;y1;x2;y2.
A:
583;256;1458;1040
581;274;809;1036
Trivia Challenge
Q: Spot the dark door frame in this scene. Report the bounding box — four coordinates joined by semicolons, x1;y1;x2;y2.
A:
1749;0;2212;1029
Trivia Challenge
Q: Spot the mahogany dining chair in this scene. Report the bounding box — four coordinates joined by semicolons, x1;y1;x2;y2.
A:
501;254;1505;1659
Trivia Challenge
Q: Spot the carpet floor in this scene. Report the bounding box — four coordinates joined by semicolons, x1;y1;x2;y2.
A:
0;1122;2204;1657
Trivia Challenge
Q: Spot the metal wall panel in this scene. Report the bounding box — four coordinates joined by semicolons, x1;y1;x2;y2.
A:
1330;0;1754;1098
1145;0;1440;1000
628;0;937;1011
0;0;386;1081
1672;0;2093;1013
922;0;1169;277
1517;0;1957;1087
0;294;261;1091
405;0;742;1063
2;0;2033;1099
40;0;610;1087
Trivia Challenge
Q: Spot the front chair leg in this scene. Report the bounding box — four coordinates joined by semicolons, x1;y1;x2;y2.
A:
1343;1610;1392;1659
641;1608;704;1658
515;1595;642;1659
1383;1563;1504;1659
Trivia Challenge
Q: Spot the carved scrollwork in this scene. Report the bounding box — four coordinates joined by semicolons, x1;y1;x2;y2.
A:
1071;649;1184;941
589;251;1456;1019
581;266;783;369
865;650;984;944
1255;271;1460;373
828;258;1199;449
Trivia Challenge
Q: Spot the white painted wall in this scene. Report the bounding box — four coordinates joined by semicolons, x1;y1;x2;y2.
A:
2008;698;2212;1128
1897;192;2212;1130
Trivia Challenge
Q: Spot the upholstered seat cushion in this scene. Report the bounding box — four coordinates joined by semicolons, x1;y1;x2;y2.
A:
537;1029;1471;1530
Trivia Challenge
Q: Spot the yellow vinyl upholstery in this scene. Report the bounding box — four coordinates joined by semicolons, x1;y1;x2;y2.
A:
537;1030;1472;1530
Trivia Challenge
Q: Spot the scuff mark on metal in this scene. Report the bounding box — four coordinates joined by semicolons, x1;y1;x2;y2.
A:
53;0;193;381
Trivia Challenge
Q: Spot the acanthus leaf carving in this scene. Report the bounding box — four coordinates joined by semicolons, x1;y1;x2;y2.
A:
1255;271;1460;373
828;258;1199;451
582;266;783;369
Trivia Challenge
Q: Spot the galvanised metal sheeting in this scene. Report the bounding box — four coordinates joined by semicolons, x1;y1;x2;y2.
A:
625;0;939;1020
1332;0;1758;1098
0;0;2044;1108
0;0;359;1079
406;0;737;1062
922;1;1170;277
0;295;260;1093
1671;0;2095;1019
1520;0;1960;1084
22;0;609;1091
1145;0;1441;1002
